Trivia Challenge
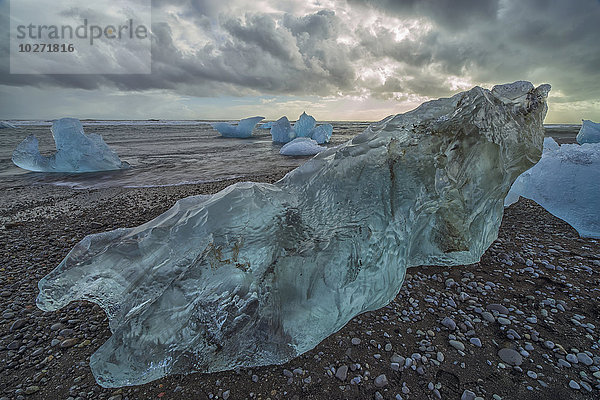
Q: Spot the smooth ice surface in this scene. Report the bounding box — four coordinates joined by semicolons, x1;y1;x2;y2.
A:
293;112;317;137
505;137;600;238
280;137;326;156
211;116;264;138
12;118;129;173
311;123;333;144
270;116;296;143
0;121;16;129
37;82;550;387
576;119;600;144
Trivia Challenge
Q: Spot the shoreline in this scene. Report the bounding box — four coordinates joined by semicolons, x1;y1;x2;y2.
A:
0;177;599;400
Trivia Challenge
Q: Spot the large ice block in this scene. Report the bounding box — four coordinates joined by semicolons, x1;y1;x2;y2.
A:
37;82;550;387
576;119;600;144
505;137;600;238
211;116;264;138
12;118;129;173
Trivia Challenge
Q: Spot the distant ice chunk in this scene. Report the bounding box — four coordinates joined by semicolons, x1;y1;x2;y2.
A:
270;116;296;143
0;121;17;129
259;122;274;129
280;137;326;156
311;124;333;144
293;112;317;137
576;119;600;144
505;137;600;238
211;116;264;138
12;118;129;173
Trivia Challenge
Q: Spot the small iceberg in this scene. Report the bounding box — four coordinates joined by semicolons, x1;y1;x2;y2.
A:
211;116;264;138
505;137;600;238
12;118;129;173
280;137;326;156
259;122;274;129
270;112;333;144
293;112;317;137
270;116;296;143
0;121;17;129
576;119;600;144
311;124;333;144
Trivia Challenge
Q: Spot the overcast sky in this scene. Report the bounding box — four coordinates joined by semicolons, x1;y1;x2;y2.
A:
1;0;599;122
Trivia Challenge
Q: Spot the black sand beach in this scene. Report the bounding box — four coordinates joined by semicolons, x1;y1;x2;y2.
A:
1;168;599;400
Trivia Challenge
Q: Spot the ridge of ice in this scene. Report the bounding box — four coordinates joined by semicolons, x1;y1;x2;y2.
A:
0;121;17;129
37;82;550;387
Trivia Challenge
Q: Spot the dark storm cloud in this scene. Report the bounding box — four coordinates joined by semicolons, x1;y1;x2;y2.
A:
1;0;600;109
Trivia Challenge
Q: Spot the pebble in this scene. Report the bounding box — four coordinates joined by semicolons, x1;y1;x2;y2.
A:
497;317;511;325
449;340;465;351
487;304;509;314
9;319;27;331
481;312;495;323
566;354;578;364
461;389;476;400
569;380;580;390
335;365;348;381
498;348;523;366
60;338;78;348
351;338;361;345
578;353;593;366
470;338;482;347
374;374;388;388
442;317;457;330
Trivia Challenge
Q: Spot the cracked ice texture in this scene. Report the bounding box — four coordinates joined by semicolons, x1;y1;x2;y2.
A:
211;116;264;138
12;118;129;172
280;137;326;156
505;137;600;238
577;119;600;144
37;82;550;387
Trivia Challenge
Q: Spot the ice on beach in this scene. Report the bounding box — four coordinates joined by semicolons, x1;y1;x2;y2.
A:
280;137;326;156
505;137;600;238
311;123;333;144
211;116;264;138
293;112;317;137
259;121;274;129
271;112;333;144
270;116;296;143
0;121;16;129
576;119;600;144
37;82;550;387
12;118;129;173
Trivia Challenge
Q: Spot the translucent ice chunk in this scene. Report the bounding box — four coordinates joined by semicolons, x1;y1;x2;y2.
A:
270;116;296;143
211;116;264;138
311;124;333;144
280;137;326;156
37;82;550;387
259;122;274;129
293;112;317;137
576;119;600;144
12;118;129;173
505;137;600;238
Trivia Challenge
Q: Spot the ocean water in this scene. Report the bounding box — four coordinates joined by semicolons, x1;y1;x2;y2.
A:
0;121;579;190
0;121;368;189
